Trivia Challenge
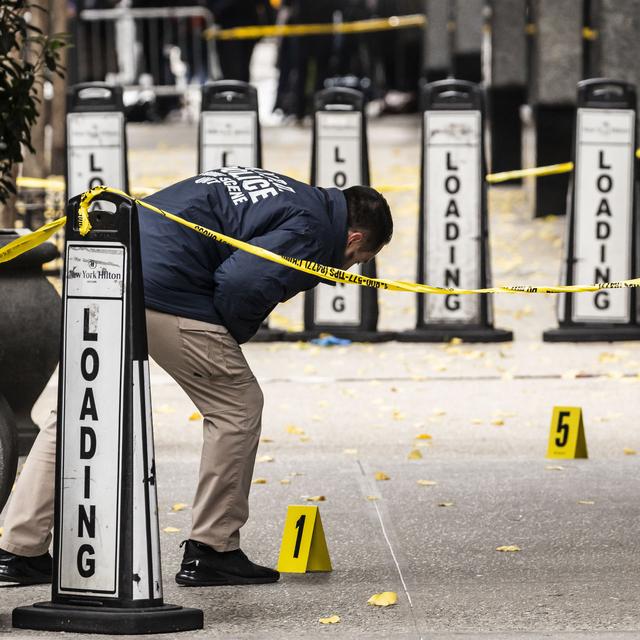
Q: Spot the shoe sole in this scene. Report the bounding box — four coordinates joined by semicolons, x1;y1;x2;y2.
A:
175;570;279;587
0;571;51;586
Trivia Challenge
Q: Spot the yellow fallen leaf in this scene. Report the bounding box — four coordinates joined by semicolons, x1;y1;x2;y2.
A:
163;527;181;533
286;424;305;435
438;502;454;507
0;527;3;537
415;433;432;440
319;615;341;624
496;545;521;552
578;500;595;505
280;478;291;485
256;455;274;463
252;478;267;484
449;337;463;345
306;495;326;502
623;447;637;455
417;480;437;486
392;410;406;421
188;411;202;421
407;449;423;460
171;502;188;512
513;305;533;319
490;419;505;426
374;472;390;481
366;495;379;501
367;592;398;607
260;437;273;443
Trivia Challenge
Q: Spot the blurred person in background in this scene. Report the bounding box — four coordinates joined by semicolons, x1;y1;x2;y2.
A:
205;0;274;82
376;0;423;113
274;0;339;121
273;0;423;121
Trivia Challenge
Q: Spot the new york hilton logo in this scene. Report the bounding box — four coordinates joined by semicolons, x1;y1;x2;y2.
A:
75;306;101;578
68;266;122;281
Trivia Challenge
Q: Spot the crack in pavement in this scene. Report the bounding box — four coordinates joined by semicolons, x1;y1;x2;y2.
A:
356;459;424;640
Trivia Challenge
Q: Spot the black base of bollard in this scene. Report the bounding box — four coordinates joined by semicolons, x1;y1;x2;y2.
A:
543;326;640;343
281;330;395;343
396;326;513;343
250;326;286;342
488;85;526;181
13;601;204;635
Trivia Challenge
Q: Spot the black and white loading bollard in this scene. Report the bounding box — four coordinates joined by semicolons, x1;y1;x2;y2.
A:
13;191;203;634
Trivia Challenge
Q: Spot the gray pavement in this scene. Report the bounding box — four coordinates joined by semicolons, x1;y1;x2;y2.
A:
2;115;640;638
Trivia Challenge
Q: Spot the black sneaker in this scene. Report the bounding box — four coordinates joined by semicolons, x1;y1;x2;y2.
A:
175;539;280;587
0;549;52;585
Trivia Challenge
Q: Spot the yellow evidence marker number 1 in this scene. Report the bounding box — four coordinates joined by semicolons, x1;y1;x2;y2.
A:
546;406;588;459
277;506;332;573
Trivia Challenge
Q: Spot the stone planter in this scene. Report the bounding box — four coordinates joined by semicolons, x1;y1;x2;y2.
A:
0;229;61;455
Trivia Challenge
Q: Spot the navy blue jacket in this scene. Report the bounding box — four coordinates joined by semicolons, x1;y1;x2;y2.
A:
139;167;348;343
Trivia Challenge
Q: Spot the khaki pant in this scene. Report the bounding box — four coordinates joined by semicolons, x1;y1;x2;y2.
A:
1;309;263;556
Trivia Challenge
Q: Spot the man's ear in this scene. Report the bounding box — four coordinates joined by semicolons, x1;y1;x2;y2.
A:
347;230;364;246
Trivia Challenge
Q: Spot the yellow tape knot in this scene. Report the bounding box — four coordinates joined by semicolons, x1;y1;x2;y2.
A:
77;185;109;236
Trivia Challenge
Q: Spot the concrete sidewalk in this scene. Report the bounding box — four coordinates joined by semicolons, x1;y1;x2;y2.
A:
2;116;640;638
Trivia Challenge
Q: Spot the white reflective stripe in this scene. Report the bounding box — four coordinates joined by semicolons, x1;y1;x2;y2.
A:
66;112;126;198
199;111;257;172
315;111;362;188
571;108;635;323
424;110;482;324
58;242;126;596
314;110;363;326
132;360;150;600
143;359;163;600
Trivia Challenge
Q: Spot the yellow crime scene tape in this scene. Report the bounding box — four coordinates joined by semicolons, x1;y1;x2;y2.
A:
486;149;640;183
203;14;426;41
485;162;575;184
3;185;640;296
15;176;157;198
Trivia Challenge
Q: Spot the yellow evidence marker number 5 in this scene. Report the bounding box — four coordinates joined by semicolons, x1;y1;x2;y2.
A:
277;506;332;573
546;406;588;459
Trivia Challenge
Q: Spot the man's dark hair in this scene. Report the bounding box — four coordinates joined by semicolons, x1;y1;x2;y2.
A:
343;186;393;252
